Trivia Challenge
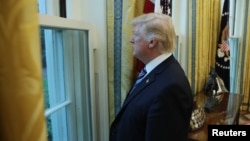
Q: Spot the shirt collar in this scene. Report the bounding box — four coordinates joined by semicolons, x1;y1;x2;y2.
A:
145;53;172;74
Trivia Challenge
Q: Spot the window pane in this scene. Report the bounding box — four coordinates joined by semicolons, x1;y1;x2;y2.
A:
40;26;92;141
46;107;68;141
41;28;66;109
38;0;60;16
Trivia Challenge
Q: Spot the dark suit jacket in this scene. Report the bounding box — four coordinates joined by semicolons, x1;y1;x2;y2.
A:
110;55;193;141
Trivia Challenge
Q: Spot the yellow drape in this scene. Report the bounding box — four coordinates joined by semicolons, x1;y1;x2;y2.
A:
121;0;145;107
107;0;145;124
107;0;115;125
194;0;221;93
187;1;193;83
0;0;47;141
241;1;250;111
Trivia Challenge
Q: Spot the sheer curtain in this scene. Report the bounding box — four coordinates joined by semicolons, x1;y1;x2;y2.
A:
0;1;47;141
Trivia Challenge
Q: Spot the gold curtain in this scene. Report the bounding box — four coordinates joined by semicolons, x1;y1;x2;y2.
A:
194;0;221;93
107;0;145;124
0;1;47;141
241;1;250;111
107;0;115;125
120;0;145;107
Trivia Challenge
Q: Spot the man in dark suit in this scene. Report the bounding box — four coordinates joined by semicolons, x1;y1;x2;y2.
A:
110;13;193;141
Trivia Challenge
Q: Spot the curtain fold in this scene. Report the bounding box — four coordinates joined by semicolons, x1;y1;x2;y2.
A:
187;0;194;89
107;0;145;124
193;0;221;93
241;1;250;111
0;1;47;141
107;0;115;125
121;0;145;107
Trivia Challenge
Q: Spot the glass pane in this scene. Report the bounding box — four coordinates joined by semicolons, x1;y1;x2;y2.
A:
40;26;92;141
38;0;60;16
46;107;68;141
41;28;66;109
41;29;49;109
229;37;240;93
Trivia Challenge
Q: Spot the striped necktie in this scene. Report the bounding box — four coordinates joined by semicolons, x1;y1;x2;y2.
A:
130;68;147;94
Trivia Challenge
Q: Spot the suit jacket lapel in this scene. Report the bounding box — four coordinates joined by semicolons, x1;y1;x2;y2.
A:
122;74;154;107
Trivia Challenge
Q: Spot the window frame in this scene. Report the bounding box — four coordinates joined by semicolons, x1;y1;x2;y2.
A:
39;14;98;141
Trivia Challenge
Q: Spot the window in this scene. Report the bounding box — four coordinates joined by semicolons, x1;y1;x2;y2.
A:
39;1;97;141
228;0;246;93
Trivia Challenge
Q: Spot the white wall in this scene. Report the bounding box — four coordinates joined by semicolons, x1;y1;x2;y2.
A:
172;0;189;73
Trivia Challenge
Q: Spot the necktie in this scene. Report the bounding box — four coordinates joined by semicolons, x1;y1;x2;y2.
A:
130;68;147;94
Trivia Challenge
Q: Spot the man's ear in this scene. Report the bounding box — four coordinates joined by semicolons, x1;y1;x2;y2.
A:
149;39;157;48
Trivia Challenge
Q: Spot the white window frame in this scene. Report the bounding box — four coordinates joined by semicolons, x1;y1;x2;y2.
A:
39;14;98;141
